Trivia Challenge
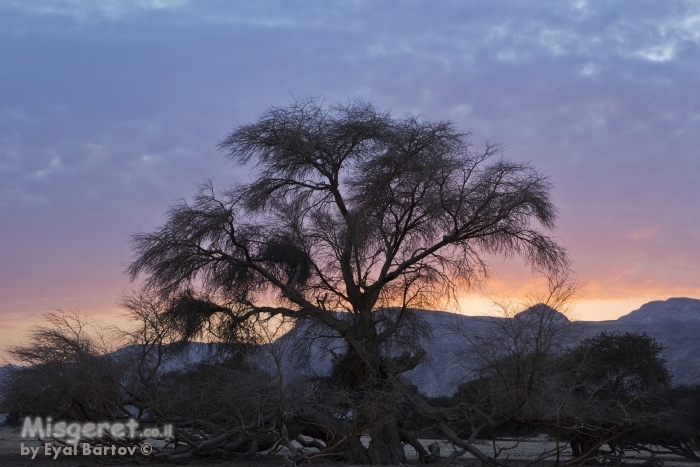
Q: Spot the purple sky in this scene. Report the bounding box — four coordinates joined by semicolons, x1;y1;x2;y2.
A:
2;1;700;347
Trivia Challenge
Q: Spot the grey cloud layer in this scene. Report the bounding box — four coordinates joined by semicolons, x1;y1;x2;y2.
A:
1;0;699;317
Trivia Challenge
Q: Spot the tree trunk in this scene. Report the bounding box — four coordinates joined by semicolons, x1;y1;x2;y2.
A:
368;418;407;465
570;434;598;465
341;437;373;464
325;309;424;464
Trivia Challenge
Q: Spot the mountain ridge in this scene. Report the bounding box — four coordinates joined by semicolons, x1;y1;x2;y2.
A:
617;297;700;324
2;298;699;401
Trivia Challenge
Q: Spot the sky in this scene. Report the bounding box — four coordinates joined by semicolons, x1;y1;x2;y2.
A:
1;0;700;348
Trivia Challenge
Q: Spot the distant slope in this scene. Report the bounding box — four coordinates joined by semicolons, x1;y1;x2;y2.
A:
398;300;700;396
618;297;700;324
396;307;700;396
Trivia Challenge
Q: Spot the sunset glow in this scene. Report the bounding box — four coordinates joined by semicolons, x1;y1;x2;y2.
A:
2;1;699;352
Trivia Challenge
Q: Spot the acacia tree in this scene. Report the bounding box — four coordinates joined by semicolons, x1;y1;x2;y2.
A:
563;331;672;462
127;98;568;464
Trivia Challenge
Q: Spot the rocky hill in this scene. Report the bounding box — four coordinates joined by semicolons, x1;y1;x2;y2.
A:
401;299;700;396
618;297;700;324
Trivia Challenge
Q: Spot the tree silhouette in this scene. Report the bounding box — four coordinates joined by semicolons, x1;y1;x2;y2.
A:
127;97;568;464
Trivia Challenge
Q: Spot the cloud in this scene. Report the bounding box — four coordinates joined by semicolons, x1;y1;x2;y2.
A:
0;0;699;328
626;226;660;241
1;0;189;21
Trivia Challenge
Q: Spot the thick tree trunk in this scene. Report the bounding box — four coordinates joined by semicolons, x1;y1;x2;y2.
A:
340;437;373;464
570;434;598;465
288;406;372;464
322;308;426;464
368;418;407;465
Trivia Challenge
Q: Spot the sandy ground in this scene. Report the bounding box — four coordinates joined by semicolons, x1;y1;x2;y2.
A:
0;427;692;467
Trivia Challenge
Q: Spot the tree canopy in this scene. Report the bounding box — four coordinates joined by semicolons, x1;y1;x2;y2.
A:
125;97;569;464
128;97;567;349
569;331;672;400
